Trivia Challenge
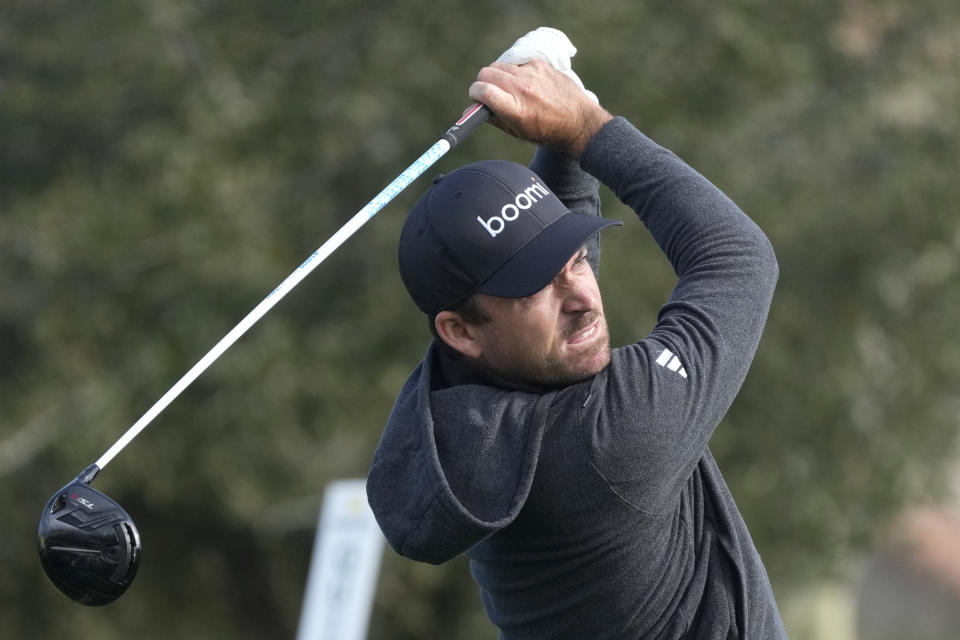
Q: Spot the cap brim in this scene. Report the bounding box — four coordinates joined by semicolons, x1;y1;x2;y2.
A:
477;213;622;299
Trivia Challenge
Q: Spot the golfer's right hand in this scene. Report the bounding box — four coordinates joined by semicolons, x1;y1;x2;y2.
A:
468;58;612;158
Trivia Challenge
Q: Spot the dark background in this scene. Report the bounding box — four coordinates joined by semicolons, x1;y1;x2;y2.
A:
3;1;958;638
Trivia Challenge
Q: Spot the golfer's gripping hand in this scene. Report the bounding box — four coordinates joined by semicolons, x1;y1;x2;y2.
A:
468;58;612;159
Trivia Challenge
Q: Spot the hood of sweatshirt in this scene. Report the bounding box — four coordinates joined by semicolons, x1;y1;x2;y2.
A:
367;341;557;564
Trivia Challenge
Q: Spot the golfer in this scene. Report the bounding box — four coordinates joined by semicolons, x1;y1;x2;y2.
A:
367;50;787;639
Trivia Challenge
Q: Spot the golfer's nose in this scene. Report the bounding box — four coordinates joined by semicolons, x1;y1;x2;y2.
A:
557;269;599;313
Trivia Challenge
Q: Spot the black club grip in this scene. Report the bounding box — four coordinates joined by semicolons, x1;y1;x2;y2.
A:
441;103;492;148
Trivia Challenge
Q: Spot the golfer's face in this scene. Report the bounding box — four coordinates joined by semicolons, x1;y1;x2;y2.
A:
473;247;610;386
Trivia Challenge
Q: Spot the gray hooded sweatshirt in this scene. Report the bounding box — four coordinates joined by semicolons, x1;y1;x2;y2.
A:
367;118;787;639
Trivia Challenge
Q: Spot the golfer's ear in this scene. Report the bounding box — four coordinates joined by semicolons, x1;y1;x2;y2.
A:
435;311;483;359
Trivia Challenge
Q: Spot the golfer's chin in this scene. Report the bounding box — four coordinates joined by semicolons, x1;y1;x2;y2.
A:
571;346;612;381
554;335;611;385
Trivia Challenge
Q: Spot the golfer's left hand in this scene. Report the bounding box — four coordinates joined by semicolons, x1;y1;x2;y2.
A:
497;26;599;103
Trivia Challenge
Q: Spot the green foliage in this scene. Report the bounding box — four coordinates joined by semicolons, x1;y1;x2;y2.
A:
2;1;958;638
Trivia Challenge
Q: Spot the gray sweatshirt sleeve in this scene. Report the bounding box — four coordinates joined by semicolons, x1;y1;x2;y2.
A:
579;118;778;513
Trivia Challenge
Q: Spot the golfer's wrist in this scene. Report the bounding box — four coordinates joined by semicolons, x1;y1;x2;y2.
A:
567;105;613;158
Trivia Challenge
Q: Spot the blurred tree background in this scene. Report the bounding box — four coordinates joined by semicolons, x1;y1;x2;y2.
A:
2;0;958;638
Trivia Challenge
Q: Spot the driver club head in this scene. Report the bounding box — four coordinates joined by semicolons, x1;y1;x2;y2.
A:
37;464;141;606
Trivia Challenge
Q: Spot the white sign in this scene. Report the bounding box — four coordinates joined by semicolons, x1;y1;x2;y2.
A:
296;479;385;640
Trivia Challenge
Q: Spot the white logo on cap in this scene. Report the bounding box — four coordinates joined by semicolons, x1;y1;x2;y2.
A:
477;181;551;237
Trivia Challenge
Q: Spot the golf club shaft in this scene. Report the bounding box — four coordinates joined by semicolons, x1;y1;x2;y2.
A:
93;104;491;472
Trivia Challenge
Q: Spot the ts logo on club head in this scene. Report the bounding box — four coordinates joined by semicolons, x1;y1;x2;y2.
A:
70;494;96;510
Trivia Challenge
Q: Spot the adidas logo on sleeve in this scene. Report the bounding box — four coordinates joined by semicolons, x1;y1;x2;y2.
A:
655;348;688;379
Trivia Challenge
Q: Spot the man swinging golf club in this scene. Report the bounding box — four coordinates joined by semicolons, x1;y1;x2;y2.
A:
367;28;788;639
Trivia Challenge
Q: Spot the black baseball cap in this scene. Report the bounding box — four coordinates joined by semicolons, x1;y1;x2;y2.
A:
398;160;621;315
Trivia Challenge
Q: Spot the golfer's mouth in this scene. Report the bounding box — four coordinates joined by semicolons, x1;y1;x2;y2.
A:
567;319;600;346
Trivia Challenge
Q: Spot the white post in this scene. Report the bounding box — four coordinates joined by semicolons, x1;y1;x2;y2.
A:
296;479;385;640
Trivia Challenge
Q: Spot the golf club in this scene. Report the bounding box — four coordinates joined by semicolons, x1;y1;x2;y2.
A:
38;102;492;605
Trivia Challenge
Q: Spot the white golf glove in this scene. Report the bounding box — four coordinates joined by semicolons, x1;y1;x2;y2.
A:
497;27;599;103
